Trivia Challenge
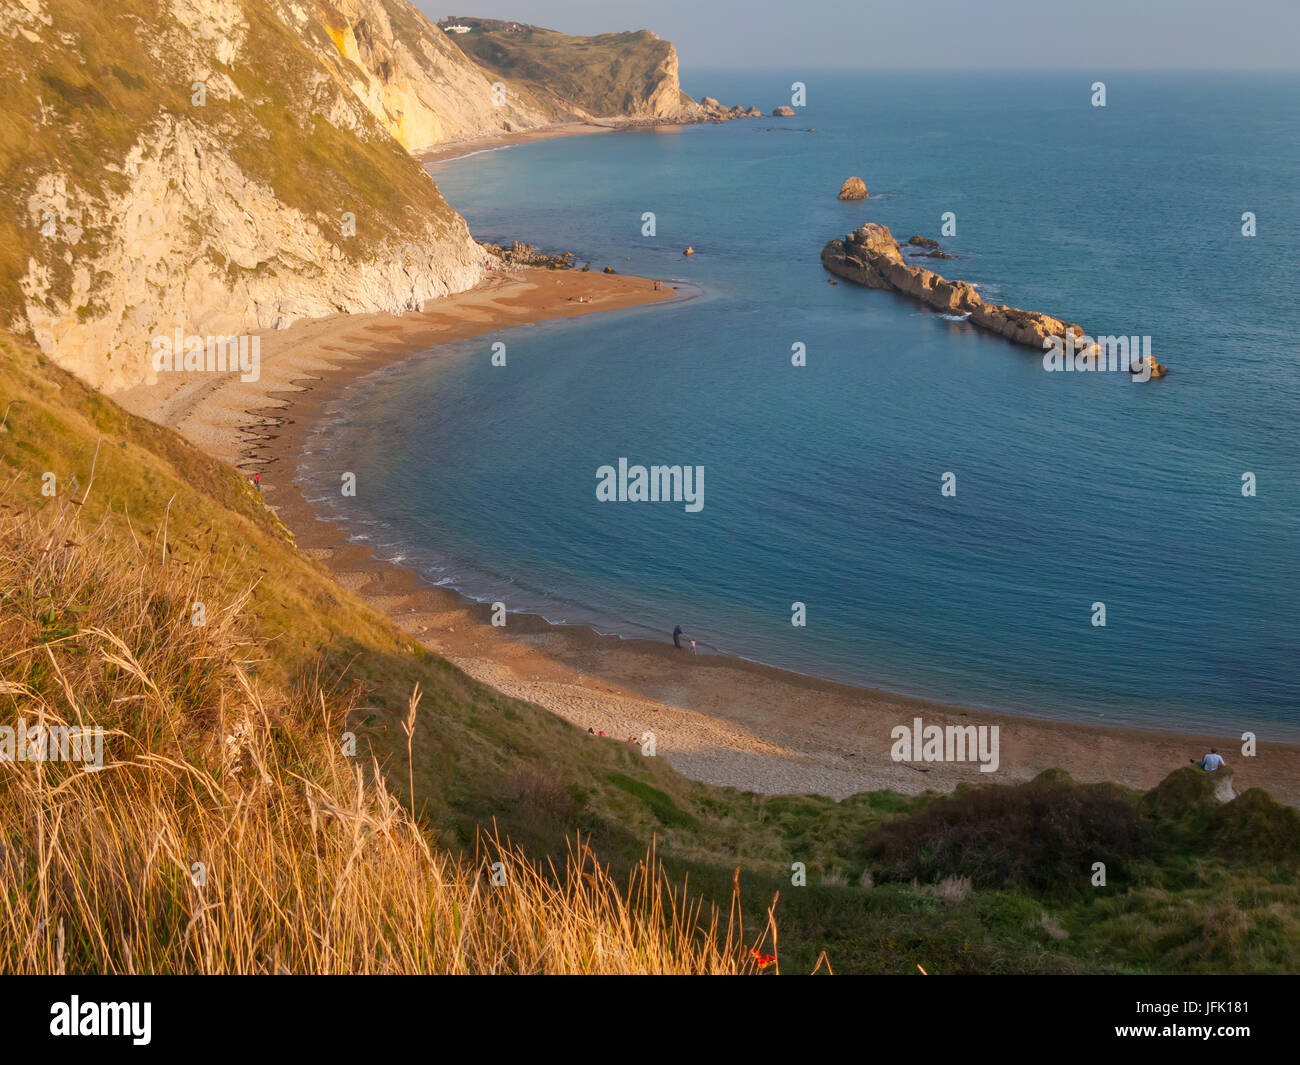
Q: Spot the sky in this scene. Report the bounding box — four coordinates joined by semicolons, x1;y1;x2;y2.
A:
417;1;1300;72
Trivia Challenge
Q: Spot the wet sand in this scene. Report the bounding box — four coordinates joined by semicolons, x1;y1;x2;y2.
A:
118;266;1300;805
417;118;697;164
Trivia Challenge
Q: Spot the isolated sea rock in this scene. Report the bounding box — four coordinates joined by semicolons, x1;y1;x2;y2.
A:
838;176;869;200
683;246;695;256
1133;355;1168;378
820;222;1168;377
772;105;796;117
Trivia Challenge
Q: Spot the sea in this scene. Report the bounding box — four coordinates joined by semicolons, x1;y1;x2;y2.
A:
299;71;1300;738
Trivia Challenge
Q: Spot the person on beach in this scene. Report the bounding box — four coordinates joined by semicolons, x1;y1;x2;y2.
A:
673;624;684;648
690;639;696;654
1191;749;1226;771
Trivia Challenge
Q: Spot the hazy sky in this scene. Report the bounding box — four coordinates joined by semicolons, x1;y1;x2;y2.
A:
417;1;1300;72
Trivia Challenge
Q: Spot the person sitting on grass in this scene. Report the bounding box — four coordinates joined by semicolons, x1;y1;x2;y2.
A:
1191;748;1226;771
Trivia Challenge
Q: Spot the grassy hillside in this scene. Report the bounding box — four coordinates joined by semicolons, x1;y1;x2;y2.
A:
2;330;1298;973
0;330;763;972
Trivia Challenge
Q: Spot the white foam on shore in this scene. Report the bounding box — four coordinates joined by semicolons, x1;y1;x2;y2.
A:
427;144;515;165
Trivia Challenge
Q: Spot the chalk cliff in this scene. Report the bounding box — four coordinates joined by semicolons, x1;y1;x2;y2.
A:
2;1;729;394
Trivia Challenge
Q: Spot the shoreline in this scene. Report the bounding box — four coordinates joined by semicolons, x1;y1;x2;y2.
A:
117;273;1300;806
419;121;620;164
417;117;704;165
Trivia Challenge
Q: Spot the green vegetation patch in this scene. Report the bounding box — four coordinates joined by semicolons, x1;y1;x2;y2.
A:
607;773;700;830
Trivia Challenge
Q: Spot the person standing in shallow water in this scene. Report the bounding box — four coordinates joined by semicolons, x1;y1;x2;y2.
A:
673;624;684;649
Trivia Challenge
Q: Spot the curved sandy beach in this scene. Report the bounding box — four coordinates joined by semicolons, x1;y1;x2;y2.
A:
116;265;1300;805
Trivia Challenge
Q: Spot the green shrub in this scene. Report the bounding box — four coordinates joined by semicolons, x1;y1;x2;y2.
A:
864;771;1147;895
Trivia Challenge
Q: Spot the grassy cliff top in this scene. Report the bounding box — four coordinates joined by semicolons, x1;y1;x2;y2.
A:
440;16;688;119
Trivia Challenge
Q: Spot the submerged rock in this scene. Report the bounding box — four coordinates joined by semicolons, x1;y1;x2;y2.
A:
1132;355;1169;378
905;235;954;259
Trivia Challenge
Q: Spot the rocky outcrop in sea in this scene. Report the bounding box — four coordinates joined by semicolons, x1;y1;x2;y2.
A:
481;241;575;269
838;177;869;200
822;223;1167;378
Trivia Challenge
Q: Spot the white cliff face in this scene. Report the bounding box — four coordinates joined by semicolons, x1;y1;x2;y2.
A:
11;0;493;394
20;116;487;393
7;0;706;395
642;41;687;119
0;0;52;41
303;0;551;150
169;0;248;66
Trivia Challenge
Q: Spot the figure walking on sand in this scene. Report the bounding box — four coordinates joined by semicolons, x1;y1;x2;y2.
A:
673;624;684;649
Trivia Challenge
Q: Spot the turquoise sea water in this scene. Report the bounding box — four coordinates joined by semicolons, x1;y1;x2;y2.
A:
301;72;1300;738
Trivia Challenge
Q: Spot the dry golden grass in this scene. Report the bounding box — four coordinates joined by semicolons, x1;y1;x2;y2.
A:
0;482;771;974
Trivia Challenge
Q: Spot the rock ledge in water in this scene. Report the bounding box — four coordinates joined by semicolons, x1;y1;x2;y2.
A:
821;223;1169;378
